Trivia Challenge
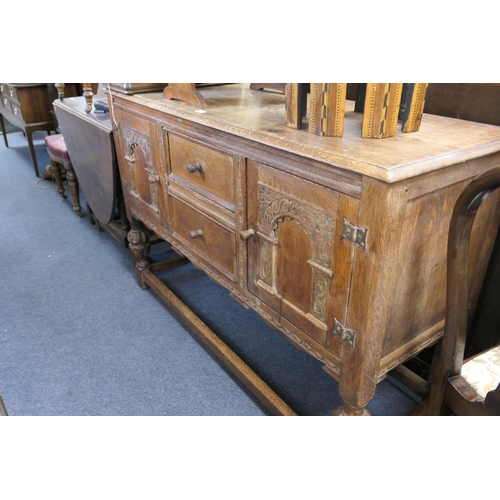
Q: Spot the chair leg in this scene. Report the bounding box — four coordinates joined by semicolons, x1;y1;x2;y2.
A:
65;160;83;217
51;158;67;199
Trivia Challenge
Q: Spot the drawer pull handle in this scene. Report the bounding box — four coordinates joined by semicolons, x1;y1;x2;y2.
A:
187;162;202;173
0;85;3;92
3;98;7;104
9;90;14;97
149;174;160;184
239;229;255;241
190;229;204;239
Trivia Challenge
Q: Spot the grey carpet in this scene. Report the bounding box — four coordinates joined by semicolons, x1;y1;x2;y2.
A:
0;123;421;416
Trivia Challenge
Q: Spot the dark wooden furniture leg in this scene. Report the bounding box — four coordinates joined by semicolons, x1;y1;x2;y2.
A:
0;394;7;416
0;114;8;147
50;157;66;199
65;159;83;217
25;128;40;177
127;217;151;289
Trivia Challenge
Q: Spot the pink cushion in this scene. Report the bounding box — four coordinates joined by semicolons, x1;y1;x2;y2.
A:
44;134;70;160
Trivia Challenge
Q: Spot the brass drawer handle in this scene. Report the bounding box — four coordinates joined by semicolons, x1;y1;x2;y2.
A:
190;229;204;239
149;174;160;184
239;229;255;240
187;162;202;173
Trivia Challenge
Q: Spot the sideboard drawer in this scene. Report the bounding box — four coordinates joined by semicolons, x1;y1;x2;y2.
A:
5;85;18;103
168;132;236;210
2;96;11;112
170;195;236;281
11;103;23;119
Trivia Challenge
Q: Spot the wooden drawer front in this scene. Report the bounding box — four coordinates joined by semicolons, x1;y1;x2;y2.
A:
2;95;11;112
168;132;236;210
5;85;18;103
11;103;23;120
170;196;236;281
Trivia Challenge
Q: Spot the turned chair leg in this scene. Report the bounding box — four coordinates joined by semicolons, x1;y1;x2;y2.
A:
65;160;83;217
51;158;67;199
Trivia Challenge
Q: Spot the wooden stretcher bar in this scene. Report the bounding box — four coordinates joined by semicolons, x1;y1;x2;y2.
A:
142;269;298;416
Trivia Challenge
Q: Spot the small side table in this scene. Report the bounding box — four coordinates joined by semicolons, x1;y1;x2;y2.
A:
0;83;56;177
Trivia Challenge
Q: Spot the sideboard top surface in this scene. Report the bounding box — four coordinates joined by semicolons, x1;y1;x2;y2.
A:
113;84;500;183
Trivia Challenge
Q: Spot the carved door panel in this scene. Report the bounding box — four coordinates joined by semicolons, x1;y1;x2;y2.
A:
246;160;359;354
114;107;166;225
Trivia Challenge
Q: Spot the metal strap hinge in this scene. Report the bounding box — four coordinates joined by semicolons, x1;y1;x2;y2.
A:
333;318;356;348
341;218;368;249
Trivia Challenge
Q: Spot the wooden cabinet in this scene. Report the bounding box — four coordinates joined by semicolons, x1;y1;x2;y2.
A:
110;84;500;415
0;83;56;177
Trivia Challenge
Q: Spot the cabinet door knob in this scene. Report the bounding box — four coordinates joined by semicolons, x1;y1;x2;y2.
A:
149;174;160;184
239;229;255;240
187;162;202;173
190;229;204;239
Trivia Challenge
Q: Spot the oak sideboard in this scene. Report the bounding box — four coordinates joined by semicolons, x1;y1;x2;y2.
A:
109;84;500;415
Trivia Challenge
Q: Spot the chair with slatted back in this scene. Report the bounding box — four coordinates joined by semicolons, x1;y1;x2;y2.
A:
426;165;500;416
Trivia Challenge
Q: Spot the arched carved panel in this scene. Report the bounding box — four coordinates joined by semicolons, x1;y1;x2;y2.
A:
122;125;160;211
256;185;335;326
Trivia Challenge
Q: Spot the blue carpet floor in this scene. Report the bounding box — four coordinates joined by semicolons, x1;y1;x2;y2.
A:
0;123;421;416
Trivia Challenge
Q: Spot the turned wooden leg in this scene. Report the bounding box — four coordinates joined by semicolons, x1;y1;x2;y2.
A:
65;160;83;217
51;158;66;199
332;403;371;416
127;217;151;289
82;83;94;113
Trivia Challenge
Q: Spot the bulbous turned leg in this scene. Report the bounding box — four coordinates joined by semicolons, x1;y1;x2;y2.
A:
127;218;151;289
332;403;371;416
65;161;83;217
51;159;66;199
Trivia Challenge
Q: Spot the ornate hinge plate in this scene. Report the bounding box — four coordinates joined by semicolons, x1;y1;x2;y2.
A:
333;318;356;348
341;218;368;249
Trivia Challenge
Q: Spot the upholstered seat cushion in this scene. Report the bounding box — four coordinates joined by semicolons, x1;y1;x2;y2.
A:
461;344;500;399
44;134;70;160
